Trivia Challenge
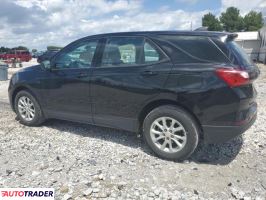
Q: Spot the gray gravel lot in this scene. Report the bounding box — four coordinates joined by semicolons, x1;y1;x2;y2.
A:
0;64;265;200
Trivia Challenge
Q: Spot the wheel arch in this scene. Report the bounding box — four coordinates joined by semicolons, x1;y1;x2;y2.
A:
138;99;203;136
11;86;40;111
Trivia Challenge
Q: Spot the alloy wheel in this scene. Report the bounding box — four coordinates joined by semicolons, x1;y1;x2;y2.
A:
150;117;187;153
18;96;35;121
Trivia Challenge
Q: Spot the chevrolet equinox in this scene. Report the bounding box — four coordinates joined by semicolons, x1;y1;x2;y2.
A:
8;31;259;160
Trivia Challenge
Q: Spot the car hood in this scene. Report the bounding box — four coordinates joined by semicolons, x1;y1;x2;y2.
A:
17;64;42;73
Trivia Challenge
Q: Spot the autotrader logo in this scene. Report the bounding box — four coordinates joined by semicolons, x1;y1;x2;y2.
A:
0;188;54;199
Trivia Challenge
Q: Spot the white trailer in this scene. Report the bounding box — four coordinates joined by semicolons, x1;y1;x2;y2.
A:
258;26;266;64
234;31;261;62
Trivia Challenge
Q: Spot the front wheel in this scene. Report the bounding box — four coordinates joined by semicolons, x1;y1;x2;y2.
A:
15;90;44;126
143;105;199;161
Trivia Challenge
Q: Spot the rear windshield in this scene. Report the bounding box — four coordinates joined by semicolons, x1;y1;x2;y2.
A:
226;41;253;67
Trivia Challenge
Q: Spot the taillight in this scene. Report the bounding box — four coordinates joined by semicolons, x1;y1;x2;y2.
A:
215;68;249;87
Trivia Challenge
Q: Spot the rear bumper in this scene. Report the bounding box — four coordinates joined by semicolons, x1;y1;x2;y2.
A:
202;111;257;144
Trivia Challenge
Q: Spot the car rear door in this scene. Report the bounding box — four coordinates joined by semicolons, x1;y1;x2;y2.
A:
90;36;172;131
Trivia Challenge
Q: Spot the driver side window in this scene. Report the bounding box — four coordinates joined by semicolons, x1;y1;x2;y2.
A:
55;40;98;69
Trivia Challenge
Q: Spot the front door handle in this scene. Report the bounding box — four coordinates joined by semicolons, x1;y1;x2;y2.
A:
77;72;89;78
140;70;158;76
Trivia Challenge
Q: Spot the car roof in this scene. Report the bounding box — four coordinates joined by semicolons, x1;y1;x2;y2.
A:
83;30;235;39
64;31;237;50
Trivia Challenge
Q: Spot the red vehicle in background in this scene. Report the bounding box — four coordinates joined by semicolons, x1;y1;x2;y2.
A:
0;50;32;63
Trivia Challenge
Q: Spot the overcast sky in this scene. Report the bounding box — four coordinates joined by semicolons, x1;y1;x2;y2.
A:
0;0;265;50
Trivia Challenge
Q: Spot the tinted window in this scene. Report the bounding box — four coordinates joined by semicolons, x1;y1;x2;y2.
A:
144;42;160;63
160;35;230;64
55;40;98;69
226;41;253;67
101;37;143;67
212;38;238;65
119;44;136;64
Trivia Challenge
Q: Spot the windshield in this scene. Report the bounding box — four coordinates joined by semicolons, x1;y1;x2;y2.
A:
226;41;253;67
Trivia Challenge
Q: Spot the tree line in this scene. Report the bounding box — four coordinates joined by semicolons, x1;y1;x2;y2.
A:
0;46;62;54
202;7;264;32
0;46;29;53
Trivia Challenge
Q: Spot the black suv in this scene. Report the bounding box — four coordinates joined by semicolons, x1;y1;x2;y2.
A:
8;31;259;160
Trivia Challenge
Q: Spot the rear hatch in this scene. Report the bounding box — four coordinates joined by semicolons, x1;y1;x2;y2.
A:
222;36;258;124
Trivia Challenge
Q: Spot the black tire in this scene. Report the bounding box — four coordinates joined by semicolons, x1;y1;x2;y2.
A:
143;105;199;161
14;90;45;126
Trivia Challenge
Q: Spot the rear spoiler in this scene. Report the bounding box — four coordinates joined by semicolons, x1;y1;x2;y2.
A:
221;33;238;42
227;33;238;40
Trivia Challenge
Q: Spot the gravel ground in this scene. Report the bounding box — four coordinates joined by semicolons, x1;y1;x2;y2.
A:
0;64;265;200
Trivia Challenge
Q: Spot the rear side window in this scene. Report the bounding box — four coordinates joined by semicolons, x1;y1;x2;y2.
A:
160;35;230;64
100;37;166;67
119;44;136;64
101;37;143;66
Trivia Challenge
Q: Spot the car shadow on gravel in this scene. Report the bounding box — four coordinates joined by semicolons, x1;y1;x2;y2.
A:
189;136;243;165
44;119;243;166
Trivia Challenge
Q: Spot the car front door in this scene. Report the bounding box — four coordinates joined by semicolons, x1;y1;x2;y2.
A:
41;39;99;123
90;36;172;131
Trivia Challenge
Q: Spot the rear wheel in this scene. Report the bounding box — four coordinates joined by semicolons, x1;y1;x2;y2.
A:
15;90;44;126
143;105;199;161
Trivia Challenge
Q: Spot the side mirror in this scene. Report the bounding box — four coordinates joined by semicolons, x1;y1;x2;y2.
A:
41;60;51;70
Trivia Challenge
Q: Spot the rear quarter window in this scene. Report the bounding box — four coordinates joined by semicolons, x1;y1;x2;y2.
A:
144;42;160;63
159;35;230;64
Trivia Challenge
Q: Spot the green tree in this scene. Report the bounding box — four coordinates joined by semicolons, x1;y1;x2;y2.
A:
244;11;264;31
0;46;11;53
12;46;29;51
220;7;244;32
202;12;223;31
32;49;37;53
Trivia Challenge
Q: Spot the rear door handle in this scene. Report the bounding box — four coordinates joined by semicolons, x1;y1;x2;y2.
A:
140;70;158;76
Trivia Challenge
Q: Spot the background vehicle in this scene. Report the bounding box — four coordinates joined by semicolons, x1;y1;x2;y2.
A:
8;31;259;160
0;50;32;63
32;51;44;58
37;49;60;63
